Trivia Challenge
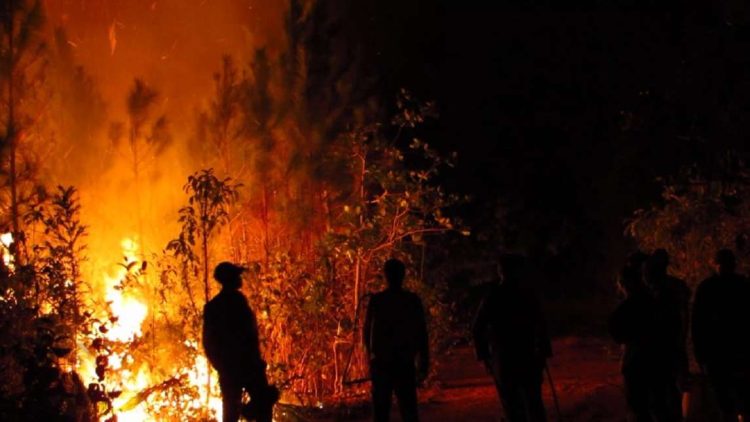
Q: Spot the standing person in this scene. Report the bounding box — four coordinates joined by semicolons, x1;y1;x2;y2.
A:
363;258;429;422
644;249;690;417
610;265;680;422
692;249;750;422
473;254;551;422
203;262;279;422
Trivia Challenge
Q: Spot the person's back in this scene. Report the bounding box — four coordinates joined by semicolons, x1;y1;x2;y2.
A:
645;249;691;393
692;249;750;422
366;288;428;366
364;259;428;422
610;263;681;422
609;285;665;376
478;282;551;375
693;266;750;370
473;254;550;422
202;262;278;422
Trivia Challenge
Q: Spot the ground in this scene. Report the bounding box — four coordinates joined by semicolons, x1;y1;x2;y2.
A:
415;337;626;422
300;337;627;422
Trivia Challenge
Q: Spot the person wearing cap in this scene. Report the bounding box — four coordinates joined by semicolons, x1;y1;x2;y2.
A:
363;258;429;422
692;249;750;422
203;262;278;422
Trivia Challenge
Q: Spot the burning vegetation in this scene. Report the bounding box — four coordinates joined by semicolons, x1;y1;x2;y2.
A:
0;0;464;420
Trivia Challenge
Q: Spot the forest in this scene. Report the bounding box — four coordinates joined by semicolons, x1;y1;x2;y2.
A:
2;0;750;421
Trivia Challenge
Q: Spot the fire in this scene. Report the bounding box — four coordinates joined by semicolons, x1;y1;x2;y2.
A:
80;237;224;421
103;239;147;342
1;232;14;271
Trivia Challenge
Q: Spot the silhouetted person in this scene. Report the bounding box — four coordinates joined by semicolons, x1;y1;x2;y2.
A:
644;249;690;411
363;259;429;422
203;262;278;422
473;254;551;422
610;265;681;422
692;249;750;422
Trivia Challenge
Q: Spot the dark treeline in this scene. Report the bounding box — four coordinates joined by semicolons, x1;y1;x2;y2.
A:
340;1;750;310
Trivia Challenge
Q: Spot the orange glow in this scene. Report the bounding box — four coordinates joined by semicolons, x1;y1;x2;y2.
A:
0;232;13;272
78;238;224;420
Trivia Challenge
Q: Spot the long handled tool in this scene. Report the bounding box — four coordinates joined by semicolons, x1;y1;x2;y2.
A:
545;364;562;421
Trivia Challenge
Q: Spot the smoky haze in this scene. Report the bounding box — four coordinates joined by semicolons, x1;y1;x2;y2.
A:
41;0;290;273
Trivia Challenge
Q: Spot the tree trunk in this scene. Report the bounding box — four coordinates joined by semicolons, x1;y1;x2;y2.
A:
7;0;21;263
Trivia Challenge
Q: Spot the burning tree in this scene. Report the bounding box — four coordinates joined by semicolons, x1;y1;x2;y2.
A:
0;0;466;419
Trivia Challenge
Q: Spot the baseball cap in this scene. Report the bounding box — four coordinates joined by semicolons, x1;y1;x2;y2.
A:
213;262;247;284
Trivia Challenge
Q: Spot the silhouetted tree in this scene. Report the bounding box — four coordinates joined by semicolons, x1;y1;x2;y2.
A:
0;0;47;262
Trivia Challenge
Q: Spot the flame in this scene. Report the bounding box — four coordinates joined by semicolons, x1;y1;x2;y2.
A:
1;232;14;271
79;237;224;420
104;239;148;342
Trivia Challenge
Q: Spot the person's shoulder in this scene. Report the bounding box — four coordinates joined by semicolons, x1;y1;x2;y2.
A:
216;289;249;306
367;291;386;308
370;291;387;301
733;273;749;282
732;274;750;289
405;290;425;306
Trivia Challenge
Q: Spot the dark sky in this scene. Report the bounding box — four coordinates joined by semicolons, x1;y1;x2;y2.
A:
352;1;750;294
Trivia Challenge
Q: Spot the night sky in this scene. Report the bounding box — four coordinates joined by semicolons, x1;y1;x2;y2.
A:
345;1;750;298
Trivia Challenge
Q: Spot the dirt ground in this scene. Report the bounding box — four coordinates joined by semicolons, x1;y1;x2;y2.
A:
338;336;627;422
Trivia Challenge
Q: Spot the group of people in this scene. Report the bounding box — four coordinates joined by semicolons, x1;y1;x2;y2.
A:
610;248;750;421
202;259;430;422
200;248;750;422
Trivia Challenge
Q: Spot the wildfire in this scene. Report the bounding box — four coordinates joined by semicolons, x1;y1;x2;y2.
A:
80;237;224;421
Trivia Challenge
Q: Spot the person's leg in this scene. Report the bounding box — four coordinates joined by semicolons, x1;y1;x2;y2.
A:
496;376;525;422
624;372;653;422
737;374;750;422
371;363;394;422
708;370;739;422
242;362;279;422
219;375;242;422
393;364;419;422
649;373;682;422
522;373;547;422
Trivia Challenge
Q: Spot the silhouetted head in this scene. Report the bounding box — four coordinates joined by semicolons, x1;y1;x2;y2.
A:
618;266;646;297
384;259;406;289
651;249;669;273
644;249;669;286
497;254;526;287
627;251;649;270
213;262;246;290
715;249;736;276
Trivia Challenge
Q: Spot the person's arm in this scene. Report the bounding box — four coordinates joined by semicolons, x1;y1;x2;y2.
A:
202;304;222;371
238;295;262;363
608;301;631;345
415;297;430;380
677;280;691;342
471;290;492;362
535;300;552;361
691;283;708;369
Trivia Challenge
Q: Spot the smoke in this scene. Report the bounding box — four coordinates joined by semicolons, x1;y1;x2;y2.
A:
40;0;291;276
